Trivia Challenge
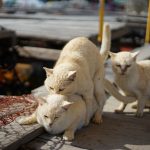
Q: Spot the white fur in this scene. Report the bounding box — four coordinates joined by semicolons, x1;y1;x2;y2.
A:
110;51;150;117
18;94;98;141
44;24;111;125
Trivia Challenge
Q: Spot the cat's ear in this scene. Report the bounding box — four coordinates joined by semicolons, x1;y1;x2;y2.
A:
67;71;76;81
109;52;116;58
37;98;46;106
132;51;140;61
43;67;53;77
62;101;73;110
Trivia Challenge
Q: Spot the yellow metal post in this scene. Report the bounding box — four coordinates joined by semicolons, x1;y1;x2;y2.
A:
145;0;150;43
98;0;105;42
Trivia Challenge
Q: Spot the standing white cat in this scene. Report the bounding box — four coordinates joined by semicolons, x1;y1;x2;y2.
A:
18;94;98;141
109;51;150;117
44;24;111;125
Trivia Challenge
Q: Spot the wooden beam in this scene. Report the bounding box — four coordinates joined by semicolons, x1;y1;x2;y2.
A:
16;46;60;61
0;121;44;150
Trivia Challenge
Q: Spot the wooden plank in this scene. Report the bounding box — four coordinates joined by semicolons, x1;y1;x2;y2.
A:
21;96;150;150
16;46;60;61
27;53;150;149
0;121;44;150
0;18;129;42
0;13;117;22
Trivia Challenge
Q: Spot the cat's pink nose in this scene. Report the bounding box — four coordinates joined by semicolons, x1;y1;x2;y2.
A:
121;67;127;74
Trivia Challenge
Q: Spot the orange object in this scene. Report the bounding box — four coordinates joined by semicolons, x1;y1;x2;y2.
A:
145;0;150;43
98;0;105;42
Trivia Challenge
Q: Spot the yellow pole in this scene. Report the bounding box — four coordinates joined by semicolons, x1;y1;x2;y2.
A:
145;0;150;43
98;0;105;42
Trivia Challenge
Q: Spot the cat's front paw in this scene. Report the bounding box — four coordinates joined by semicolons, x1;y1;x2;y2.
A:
92;113;103;124
63;130;74;141
136;112;143;118
16;116;27;125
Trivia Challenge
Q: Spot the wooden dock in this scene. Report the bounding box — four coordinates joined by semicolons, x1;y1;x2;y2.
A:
19;45;150;149
0;122;43;150
0;14;129;43
23;44;150;150
1;83;148;150
1;91;149;150
1;44;150;150
19;91;150;150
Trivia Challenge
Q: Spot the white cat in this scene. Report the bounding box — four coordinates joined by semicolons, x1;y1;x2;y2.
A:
18;94;98;141
109;51;150;117
44;24;111;125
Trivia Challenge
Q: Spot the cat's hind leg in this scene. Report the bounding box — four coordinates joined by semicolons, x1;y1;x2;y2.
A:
79;77;95;126
63;117;82;141
136;97;146;117
63;130;74;141
93;75;106;124
83;88;94;126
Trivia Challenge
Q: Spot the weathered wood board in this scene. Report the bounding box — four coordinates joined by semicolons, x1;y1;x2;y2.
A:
0;17;129;42
20;96;150;150
2;55;150;149
0;13;117;22
23;54;150;150
0;122;43;150
16;46;60;61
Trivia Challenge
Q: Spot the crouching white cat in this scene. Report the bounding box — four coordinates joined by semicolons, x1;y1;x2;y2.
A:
109;51;150;117
17;94;98;141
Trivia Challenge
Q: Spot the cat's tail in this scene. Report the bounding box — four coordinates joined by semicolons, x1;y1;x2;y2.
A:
104;79;136;104
17;112;37;125
100;23;111;61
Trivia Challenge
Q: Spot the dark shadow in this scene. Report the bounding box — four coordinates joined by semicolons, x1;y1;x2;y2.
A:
71;112;150;150
20;112;150;150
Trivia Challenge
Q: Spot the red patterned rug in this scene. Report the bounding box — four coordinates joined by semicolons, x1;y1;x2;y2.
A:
0;95;38;126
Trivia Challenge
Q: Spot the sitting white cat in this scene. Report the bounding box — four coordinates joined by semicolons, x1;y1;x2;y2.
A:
17;94;98;141
109;51;150;117
43;24;111;125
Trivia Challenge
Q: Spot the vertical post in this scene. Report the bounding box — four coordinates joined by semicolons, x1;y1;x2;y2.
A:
145;0;150;43
0;0;3;8
98;0;105;42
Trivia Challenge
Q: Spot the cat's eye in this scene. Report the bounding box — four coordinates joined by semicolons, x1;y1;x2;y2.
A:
44;115;48;118
55;116;59;119
59;88;64;92
54;116;59;121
